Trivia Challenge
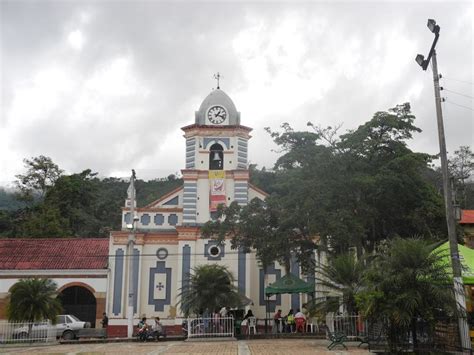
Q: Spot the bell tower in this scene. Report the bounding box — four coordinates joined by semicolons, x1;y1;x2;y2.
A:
181;87;252;225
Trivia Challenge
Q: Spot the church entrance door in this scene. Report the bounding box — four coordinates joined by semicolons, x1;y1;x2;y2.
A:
58;286;97;327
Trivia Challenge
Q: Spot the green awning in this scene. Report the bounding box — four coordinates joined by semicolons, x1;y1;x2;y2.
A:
433;241;474;284
265;273;315;296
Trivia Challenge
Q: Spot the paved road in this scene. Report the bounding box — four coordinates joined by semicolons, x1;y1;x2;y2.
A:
0;339;370;354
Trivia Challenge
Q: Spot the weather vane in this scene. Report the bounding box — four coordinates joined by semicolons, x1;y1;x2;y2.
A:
213;72;222;89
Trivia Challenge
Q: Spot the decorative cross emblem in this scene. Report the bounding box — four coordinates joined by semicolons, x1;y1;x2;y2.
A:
214;72;222;89
156;282;164;291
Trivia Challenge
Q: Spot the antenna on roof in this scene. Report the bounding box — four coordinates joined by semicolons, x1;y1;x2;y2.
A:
213;72;222;89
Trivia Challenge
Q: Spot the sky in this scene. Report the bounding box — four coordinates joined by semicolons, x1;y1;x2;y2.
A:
1;0;473;187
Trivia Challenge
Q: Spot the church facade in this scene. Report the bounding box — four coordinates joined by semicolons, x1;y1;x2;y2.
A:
107;88;309;333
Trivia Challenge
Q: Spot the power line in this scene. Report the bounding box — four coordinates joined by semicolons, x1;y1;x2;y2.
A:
444;100;474;111
441;76;474;86
442;88;474;100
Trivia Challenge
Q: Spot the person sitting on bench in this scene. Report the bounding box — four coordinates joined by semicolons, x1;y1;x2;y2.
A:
152;317;166;340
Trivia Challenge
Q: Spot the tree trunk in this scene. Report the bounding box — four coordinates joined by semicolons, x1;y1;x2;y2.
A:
411;318;418;350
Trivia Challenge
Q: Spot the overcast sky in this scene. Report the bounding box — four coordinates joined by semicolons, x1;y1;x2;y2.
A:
1;0;472;187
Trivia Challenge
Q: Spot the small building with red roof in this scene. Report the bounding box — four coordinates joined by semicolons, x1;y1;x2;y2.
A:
460;210;474;248
0;238;109;328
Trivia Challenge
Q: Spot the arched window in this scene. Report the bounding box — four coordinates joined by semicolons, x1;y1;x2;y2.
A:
209;143;224;170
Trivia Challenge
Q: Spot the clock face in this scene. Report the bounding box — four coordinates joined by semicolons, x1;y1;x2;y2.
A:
207;105;227;124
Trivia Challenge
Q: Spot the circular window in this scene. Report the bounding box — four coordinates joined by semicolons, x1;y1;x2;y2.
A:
209;246;220;256
156;248;168;260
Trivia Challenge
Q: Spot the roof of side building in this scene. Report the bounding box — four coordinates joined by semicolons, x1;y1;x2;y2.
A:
0;238;109;270
460;210;474;224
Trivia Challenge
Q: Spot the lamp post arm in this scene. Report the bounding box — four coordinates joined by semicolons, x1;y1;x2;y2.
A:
423;32;440;70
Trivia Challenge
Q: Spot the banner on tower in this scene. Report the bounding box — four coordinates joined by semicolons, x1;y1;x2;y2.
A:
209;171;226;211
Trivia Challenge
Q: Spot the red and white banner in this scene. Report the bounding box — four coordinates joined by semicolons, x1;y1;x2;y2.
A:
209;171;226;211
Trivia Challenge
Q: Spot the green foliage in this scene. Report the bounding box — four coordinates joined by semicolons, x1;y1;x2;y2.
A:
135;177;183;207
309;253;365;315
7;278;62;322
201;198;318;275
267;103;446;254
449;146;474;209
178;264;241;317
249;165;277;194
0;188;27;211
356;238;456;349
1;158;183;237
15;156;63;201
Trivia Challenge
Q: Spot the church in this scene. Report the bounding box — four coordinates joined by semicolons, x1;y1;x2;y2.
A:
106;86;310;335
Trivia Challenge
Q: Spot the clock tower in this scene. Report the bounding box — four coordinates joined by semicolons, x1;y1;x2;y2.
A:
181;88;252;224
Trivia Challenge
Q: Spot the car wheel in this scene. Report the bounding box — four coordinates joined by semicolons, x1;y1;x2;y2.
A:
62;330;75;340
17;332;28;339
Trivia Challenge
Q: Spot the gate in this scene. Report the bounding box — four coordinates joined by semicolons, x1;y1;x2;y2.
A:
0;320;56;345
186;317;234;339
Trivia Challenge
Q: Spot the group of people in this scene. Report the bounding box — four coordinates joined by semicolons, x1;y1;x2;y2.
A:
273;308;306;333
137;316;166;341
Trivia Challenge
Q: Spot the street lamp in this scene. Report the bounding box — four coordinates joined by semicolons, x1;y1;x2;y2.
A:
415;19;471;352
126;169;137;338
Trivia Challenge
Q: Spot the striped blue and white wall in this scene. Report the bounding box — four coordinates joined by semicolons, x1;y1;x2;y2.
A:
237;138;248;169
185;138;196;169
182;181;197;224
234;181;248;206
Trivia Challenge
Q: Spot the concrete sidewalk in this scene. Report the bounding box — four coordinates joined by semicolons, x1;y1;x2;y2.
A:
0;339;370;354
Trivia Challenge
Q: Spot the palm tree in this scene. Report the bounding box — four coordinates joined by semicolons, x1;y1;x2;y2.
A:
309;253;365;315
178;264;242;317
7;278;62;323
357;238;456;351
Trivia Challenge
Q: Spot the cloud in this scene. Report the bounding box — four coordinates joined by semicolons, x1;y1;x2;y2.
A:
1;1;472;186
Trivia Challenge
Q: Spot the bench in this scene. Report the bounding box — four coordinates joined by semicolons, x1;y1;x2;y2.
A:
327;330;348;350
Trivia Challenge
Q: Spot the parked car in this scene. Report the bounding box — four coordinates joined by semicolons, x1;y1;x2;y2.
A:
13;315;91;340
54;314;91;340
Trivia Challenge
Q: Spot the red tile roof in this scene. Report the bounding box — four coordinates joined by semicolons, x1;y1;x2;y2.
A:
460;210;474;224
0;238;109;270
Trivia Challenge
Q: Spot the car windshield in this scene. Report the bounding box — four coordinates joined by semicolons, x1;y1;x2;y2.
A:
68;315;80;322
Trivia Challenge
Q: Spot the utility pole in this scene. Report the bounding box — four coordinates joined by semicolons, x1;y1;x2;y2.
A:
127;169;137;338
416;19;471;352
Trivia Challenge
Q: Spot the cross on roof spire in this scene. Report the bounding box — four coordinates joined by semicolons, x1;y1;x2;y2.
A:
213;72;222;89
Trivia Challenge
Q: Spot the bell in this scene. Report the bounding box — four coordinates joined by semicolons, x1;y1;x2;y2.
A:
212;152;221;161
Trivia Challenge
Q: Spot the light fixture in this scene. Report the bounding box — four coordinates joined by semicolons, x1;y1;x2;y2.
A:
427;19;439;34
415;54;425;67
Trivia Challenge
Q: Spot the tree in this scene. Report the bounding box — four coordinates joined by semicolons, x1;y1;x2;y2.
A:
15;156;63;201
449;146;474;208
308;253;365;315
201;198;318;275
7;278;62;323
178;264;241;317
266;103;446;255
356;238;456;351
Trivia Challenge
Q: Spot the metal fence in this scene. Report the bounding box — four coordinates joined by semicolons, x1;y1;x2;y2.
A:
325;314;368;340
186;317;234;339
0;320;56;345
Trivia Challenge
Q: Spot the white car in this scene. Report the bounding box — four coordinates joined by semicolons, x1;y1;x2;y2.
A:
14;315;91;340
54;314;91;340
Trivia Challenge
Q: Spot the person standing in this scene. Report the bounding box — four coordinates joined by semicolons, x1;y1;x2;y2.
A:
286;309;295;333
273;309;282;333
294;309;306;333
101;312;109;328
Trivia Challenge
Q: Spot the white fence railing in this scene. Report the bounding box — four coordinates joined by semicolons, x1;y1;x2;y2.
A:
0;320;56;345
325;314;368;339
186;317;234;339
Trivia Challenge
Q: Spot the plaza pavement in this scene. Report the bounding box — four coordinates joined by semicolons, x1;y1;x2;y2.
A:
0;339;370;354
